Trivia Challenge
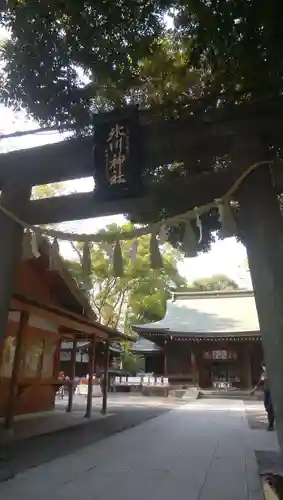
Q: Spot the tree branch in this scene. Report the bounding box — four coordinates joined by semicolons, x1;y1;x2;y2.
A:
114;289;128;330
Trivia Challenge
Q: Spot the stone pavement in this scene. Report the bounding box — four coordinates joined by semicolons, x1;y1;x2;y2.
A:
0;395;178;481
0;399;279;500
245;401;270;430
1;393;173;442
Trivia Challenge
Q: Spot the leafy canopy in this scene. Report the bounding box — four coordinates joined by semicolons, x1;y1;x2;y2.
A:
0;1;171;127
185;274;239;292
67;222;188;332
1;1;282;127
176;1;283;99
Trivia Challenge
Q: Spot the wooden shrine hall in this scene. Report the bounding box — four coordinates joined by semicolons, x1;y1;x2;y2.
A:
132;291;262;390
0;237;128;431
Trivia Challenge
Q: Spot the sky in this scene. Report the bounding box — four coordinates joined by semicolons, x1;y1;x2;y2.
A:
0;22;251;289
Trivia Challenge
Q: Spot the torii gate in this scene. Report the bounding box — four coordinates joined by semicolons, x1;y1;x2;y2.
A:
1;98;283;448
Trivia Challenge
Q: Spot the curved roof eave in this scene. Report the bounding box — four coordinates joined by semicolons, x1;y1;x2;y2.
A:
132;325;169;333
132;292;260;335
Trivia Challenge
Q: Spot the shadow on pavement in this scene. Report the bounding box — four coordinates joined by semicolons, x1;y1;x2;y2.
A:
0;403;177;483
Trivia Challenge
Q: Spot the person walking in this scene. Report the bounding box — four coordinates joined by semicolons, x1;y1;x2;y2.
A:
251;363;275;431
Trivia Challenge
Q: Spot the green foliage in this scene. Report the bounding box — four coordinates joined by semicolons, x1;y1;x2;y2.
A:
126;35;203;107
67;222;188;332
0;1;171;128
1;2;282;125
186;274;239;292
176;1;283;100
121;350;145;375
32;183;67;200
65;259;85;289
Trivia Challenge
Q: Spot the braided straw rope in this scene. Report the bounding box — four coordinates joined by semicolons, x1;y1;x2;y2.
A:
0;160;271;244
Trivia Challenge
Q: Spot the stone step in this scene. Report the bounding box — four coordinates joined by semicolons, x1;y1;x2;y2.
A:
199;390;262;400
169;387;200;400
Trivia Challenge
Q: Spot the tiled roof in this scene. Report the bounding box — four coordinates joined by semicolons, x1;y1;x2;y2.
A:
131;337;162;353
133;291;259;336
131;291;260;352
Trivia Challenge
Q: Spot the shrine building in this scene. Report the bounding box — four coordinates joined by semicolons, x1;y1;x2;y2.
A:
0;237;127;429
132;291;262;389
60;340;123;378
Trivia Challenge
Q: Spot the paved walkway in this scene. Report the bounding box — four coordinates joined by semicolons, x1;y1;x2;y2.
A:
0;395;179;481
1;394;174;442
0;399;279;500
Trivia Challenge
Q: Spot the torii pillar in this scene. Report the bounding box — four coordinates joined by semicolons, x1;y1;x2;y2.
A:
235;133;283;451
0;181;31;353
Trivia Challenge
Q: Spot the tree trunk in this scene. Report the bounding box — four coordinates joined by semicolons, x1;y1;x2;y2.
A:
235;133;283;450
113;289;127;329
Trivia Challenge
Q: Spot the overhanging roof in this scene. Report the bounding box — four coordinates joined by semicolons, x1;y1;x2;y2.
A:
131;338;162;353
21;239;132;343
133;291;260;337
12;293;133;342
61;341;123;353
35;237;96;321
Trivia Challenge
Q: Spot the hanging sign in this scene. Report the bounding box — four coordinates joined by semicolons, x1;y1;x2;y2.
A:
93;106;144;201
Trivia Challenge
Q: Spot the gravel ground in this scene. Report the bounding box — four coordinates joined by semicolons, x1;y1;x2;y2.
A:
0;398;179;482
